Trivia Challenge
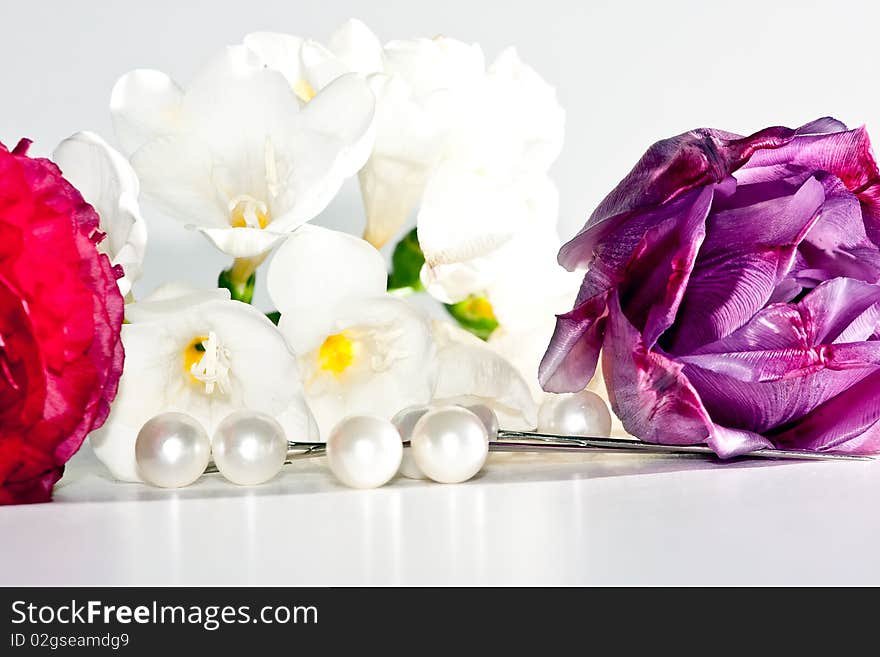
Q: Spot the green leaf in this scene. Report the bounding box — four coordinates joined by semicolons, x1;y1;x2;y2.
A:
218;267;256;304
387;228;425;292
445;295;499;341
266;311;281;325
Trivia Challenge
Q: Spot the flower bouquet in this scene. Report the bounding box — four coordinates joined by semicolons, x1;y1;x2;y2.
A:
2;19;879;505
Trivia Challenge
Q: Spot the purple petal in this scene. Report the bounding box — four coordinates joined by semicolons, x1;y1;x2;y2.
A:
794;117;848;135
618;185;714;346
796;174;880;284
678;278;880;432
558;118;850;273
737;125;877;187
770;369;880;454
540;185;714;391
798;277;880;343
708;425;774;458
735;126;880;246
558;126;803;271
683;341;880;433
664;176;825;353
539;287;609;393
601;291;713;445
690;278;880;351
558;131;727;271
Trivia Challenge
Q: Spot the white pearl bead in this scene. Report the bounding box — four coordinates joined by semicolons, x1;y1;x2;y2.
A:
391;406;431;479
135;412;211;488
212;410;288;486
327;416;403;489
538;390;612;437
411;407;489;484
459;403;499;440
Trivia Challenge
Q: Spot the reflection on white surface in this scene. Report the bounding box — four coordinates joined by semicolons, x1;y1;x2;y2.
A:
2;443;880;585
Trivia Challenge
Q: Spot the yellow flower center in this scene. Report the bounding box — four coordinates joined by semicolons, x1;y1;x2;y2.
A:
229;196;271;229
183;336;210;384
183;332;232;394
293;79;317;103
318;332;355;375
465;296;497;322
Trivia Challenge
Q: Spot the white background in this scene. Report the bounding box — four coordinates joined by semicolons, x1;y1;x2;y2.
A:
4;0;880;585
3;0;876;306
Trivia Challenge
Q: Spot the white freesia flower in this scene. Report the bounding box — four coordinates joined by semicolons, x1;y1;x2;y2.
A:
430;225;628;437
418;169;560;273
110;45;376;268
431;321;537;430
245;19;564;250
378;38;564;251
421;221;629;435
267;225;435;437
244;20;384;93
52;131;147;297
90;285;317;481
423;223;577;387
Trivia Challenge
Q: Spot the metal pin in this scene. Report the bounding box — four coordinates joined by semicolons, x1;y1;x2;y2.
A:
203;443;326;474
492;431;873;461
204;430;871;474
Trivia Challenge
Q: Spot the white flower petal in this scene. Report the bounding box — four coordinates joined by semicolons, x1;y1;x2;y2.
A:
432;320;537;430
179;45;302;146
486;47;565;172
91;298;317;481
418;165;558;267
267;117;376;235
243;32;306;88
368;73;455;162
198;225;288;258
358;154;427;248
125;283;231;323
294;72;375;178
52;131;147;296
326;19;384;75
268;225;387;352
130;133;230;229
90;322;176;481
300;40;350;90
486;317;554;402
110;69;183;155
208;300;317;436
140;282;231;303
358;73;453;247
383;36;485;97
123;47;375;258
299;296;435;437
483;228;580;332
419;259;493;305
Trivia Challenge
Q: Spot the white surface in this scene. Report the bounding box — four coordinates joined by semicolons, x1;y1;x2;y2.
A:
2;445;879;586
3;1;880;585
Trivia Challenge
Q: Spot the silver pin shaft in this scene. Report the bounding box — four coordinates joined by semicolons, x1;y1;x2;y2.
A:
204;431;871;474
493;431;873;461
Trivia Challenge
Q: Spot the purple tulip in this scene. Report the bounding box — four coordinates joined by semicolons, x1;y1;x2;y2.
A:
540;118;880;456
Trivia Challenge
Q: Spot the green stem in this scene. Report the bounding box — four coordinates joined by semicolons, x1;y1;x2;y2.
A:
219;255;266;305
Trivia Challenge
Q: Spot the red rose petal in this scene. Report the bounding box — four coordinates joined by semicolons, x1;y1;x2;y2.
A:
0;140;124;504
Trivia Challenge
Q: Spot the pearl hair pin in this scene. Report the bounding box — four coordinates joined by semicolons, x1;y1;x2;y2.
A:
134;390;872;491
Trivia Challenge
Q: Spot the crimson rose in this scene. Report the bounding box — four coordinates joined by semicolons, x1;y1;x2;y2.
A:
0;139;124;504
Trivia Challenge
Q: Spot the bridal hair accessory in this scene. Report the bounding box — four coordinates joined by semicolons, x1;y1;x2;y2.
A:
134;392;870;491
